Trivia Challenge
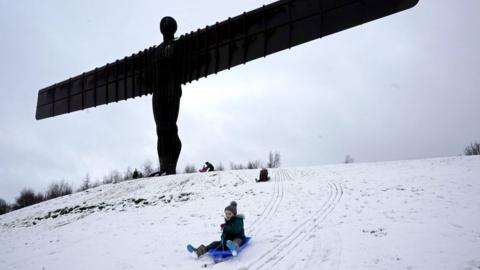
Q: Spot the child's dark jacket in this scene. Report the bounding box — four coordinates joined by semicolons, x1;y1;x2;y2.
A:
222;215;245;241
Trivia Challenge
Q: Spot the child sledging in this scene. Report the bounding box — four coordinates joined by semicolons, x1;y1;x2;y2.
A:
255;168;270;182
187;201;250;260
199;161;215;172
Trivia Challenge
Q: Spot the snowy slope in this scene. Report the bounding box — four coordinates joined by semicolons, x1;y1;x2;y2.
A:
1;156;479;270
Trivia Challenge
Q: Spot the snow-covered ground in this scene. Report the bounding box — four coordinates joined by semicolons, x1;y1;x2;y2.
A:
1;156;479;270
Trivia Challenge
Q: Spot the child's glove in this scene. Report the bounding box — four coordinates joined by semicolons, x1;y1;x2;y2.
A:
220;223;225;230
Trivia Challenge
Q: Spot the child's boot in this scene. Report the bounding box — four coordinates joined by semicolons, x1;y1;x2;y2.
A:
195;245;207;257
187;244;195;253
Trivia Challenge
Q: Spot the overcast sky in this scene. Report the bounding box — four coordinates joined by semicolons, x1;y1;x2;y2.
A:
1;0;479;203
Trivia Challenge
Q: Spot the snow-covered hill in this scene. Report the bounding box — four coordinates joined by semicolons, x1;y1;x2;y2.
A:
1;156;479;270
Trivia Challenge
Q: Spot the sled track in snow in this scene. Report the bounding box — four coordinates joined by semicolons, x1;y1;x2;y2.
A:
248;170;286;236
267;182;343;270
242;181;343;270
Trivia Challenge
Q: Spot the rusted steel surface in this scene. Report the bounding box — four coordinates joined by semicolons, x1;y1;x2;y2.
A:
35;0;418;120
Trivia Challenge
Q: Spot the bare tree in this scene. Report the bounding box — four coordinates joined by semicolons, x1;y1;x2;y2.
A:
344;155;355;164
0;198;9;215
45;180;73;200
247;160;263;169
465;141;480;156
142;160;155;176
78;174;91;192
90;179;102;189
230;162;245;170
184;164;197;173
124;167;133;181
274;152;281;168
112;170;123;183
14;188;44;209
216;162;225;171
102;175;113;184
103;170;122;184
267;151;281;168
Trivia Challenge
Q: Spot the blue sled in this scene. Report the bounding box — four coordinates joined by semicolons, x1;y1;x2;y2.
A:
208;237;251;261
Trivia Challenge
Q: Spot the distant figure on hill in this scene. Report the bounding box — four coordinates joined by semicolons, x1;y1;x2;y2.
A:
187;201;246;257
256;168;270;182
199;161;215;172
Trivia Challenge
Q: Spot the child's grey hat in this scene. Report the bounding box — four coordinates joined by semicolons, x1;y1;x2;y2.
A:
224;201;237;216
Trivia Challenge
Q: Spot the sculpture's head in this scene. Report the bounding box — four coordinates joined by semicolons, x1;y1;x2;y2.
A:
160;16;177;41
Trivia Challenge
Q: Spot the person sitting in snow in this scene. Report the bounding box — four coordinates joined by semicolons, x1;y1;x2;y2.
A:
199;161;215;172
188;201;245;257
256;168;270;182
